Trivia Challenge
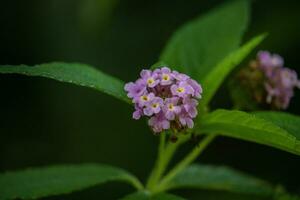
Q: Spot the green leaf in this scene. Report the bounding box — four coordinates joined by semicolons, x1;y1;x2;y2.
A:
121;191;185;200
201;34;266;108
159;0;249;81
166;164;273;196
199;109;300;155
0;62;130;103
0;164;143;200
254;112;300;139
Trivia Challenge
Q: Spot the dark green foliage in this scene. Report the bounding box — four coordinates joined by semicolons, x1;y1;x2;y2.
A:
160;0;249;81
0;62;129;103
167;164;273;196
199;109;300;155
0;164;142;200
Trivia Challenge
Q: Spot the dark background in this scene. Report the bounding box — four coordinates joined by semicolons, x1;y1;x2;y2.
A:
0;0;299;199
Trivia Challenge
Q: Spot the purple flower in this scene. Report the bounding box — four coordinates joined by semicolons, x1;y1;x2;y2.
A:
257;51;284;79
182;98;198;118
172;71;190;81
133;105;143;120
187;79;203;98
257;51;272;67
148;111;170;133
279;68;299;88
267;67;300;109
264;83;279;103
125;66;202;134
178;110;194;129
140;69;160;88
250;51;300;109
163;97;181;120
271;54;284;67
171;81;194;97
134;92;155;107
144;97;163;116
257;51;284;68
124;81;146;98
160;67;174;86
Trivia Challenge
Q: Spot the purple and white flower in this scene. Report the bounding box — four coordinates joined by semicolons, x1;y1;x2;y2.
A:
182;97;198;118
132;104;143;120
148;111;170;133
160;67;174;86
163;97;181;120
178;110;194;129
144;97;163;116
140;69;160;88
254;51;300;109
134;92;155;107
187;79;203;98
124;66;202;133
124;81;146;99
171;81;194;98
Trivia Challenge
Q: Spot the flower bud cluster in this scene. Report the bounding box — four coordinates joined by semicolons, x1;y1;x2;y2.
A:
256;51;300;109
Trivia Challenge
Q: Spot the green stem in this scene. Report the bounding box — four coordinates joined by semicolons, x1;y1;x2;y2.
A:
146;133;188;190
146;133;166;189
128;176;144;190
152;134;216;193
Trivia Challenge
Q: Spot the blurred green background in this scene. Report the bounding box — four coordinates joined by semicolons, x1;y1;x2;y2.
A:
0;0;300;199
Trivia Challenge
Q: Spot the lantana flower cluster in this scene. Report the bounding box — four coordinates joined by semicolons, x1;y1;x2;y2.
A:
124;67;202;133
256;51;300;109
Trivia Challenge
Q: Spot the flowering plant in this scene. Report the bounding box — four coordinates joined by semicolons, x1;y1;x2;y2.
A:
0;1;300;200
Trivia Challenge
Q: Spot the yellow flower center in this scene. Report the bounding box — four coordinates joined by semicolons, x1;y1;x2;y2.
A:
176;87;185;93
147;78;154;85
152;103;158;108
162;74;170;81
168;103;174;110
141;95;149;101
